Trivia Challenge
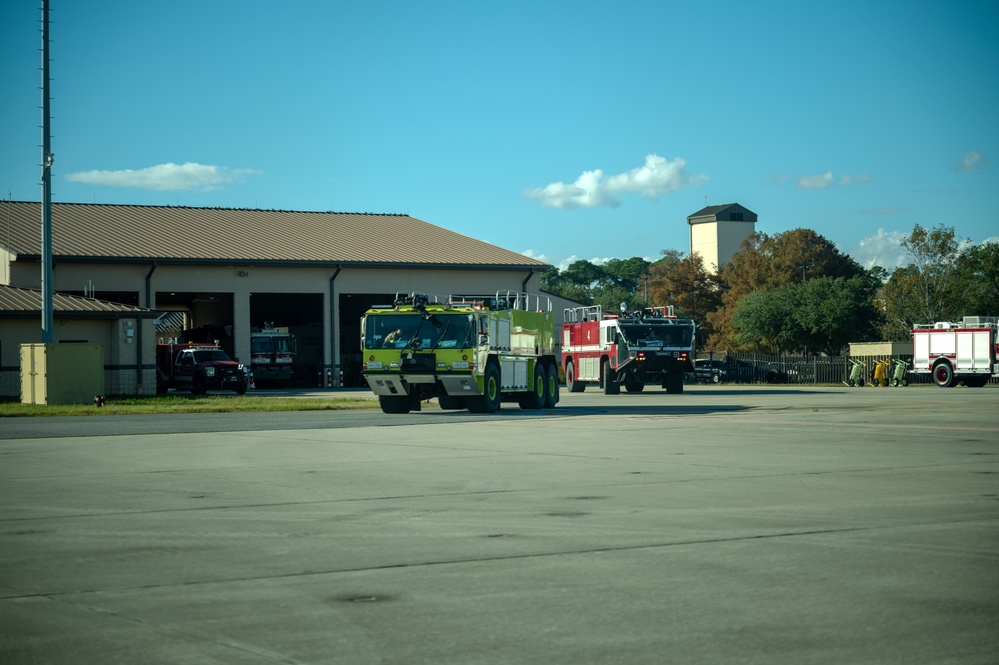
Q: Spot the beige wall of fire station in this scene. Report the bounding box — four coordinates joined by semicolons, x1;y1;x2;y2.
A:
5;259;545;391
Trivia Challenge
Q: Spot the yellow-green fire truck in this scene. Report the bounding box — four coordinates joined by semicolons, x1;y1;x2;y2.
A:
361;291;559;414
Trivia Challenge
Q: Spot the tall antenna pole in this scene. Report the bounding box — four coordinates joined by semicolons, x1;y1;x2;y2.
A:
40;0;54;342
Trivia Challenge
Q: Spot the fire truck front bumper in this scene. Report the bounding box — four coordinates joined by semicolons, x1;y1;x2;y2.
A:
619;352;690;376
363;373;483;397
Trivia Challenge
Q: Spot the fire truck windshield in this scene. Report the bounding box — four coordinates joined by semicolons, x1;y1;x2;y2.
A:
367;314;473;350
619;324;692;348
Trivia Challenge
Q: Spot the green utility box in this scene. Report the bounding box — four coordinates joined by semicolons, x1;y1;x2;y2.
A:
20;343;105;405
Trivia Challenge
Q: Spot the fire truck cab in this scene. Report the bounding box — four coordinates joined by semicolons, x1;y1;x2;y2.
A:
912;316;998;387
562;305;695;394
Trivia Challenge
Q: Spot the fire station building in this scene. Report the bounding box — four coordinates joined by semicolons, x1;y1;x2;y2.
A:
0;201;550;396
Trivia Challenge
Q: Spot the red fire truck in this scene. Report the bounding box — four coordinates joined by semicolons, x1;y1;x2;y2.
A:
250;324;296;387
912;316;998;387
562;305;696;394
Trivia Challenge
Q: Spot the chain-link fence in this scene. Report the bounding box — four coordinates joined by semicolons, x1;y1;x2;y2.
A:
691;352;953;386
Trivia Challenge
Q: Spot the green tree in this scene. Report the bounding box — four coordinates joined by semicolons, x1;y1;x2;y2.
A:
899;223;962;323
597;257;652;310
733;276;878;355
955;241;999;315
647;249;722;339
876;266;925;341
709;229;864;350
733;285;801;353
795;276;879;354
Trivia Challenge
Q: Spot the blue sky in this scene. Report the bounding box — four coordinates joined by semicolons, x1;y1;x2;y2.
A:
2;1;996;271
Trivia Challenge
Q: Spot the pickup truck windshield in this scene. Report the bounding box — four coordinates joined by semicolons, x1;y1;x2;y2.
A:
192;350;231;363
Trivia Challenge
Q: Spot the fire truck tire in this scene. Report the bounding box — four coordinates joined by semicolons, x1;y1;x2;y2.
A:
192;376;207;395
379;395;412;414
438;395;465;410
602;360;620;395
235;383;248;395
932;362;956;388
566;361;585;393
664;371;684;394
469;363;502;413
519;365;547;410
544;363;559;408
625;379;644;393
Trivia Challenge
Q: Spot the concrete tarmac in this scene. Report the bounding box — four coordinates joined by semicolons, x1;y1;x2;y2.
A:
1;385;997;664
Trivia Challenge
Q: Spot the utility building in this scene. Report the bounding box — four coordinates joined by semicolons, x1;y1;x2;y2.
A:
687;203;757;272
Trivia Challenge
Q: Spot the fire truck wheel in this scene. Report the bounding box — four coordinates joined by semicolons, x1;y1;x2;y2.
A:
932;362;955;388
192;376;207;395
438;395;465;410
235;383;248;395
544;363;559;408
519;366;546;410
664;371;684;394
602;360;620;395
566;361;585;393
625;379;644;393
470;363;502;413
379;395;412;414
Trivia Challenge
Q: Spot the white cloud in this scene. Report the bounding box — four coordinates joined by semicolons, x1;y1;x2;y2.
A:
784;171;873;190
66;162;260;192
521;249;550;263
524;154;707;209
847;228;908;270
955;150;990;172
797;171;835;189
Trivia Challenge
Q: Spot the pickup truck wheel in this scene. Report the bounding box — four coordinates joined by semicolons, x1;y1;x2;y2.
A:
192;376;206;395
234;383;248;395
711;372;721;384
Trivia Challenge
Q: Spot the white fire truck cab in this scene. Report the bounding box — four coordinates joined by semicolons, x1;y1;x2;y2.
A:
912;316;998;387
561;305;696;394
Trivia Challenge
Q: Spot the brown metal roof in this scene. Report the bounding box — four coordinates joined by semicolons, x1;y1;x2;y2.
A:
0;201;549;269
0;284;157;318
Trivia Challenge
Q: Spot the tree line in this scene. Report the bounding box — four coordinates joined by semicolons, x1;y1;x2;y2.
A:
541;225;999;355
